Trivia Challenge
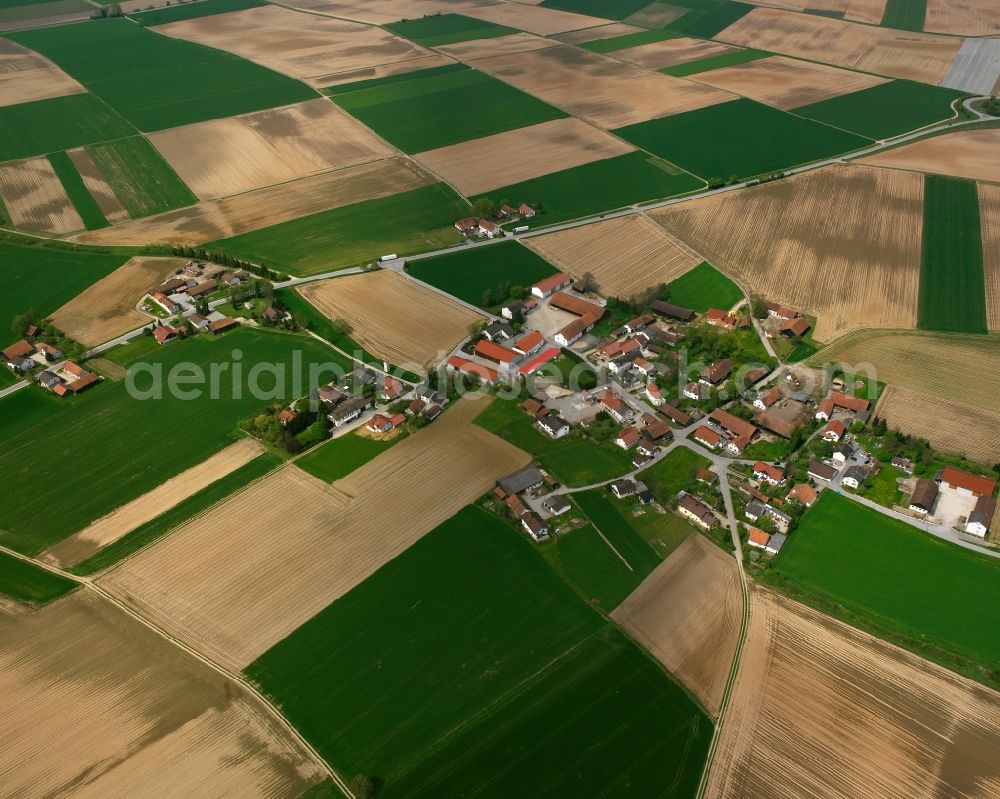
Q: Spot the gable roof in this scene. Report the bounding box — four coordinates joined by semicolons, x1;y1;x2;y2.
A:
940;467;996;496
532;272;571;294
549;291;604;319
474;338;517;364
708;408;756;440
3;340;34;359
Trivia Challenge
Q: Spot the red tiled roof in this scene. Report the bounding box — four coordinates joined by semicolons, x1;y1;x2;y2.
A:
758;386;781;407
513;330;543;353
475;338;517;364
549;291;603;319
829;391;870;412
532;273;571;294
617;426;640;446
754;462;784;482
823;419;846;437
63;361;86;377
782;316;811;336
709;408;756;440
748;528;769;546
940;467;996;496
519;347;560;376
3;340;34;359
447;355;499;383
787;483;817;505
694;426;722;447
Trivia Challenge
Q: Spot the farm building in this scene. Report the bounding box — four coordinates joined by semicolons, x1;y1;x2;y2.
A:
542;494;571;515
475;339;519;365
780;317;811;338
651;300;695;322
700;359;735;386
496;466;545;498
821;419;846;442
909;479;939;515
153;325;180;345
554;312;597;346
694;426;722;449
512;330;543;356
531;273;572;298
536;414;570;439
754;387;782;410
446;355;501;385
842;465;869;489
936;467;996;498
521;512;549;541
599;389;633;423
753;462;785;486
678;495;717;529
645;383;664;407
660;403;692;426
548;292;604;319
966;495;996;537
808;461;838;482
615;426;640;450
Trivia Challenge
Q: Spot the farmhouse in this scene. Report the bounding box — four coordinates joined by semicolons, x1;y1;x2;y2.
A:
554;312;597;346
512;330;544;357
633;358;655;378
753;462;785;486
780;317;811;338
328;395;369;427
966;495;996;537
660;403;692;426
521;512;549;541
705;309;736;328
708;408;757;454
683;381;704;401
694;426;722;449
678;495;717;529
478;219;502;239
446;355;500;385
379;376;404;401
366;414;393;434
607;351;638;374
623;314;654;334
815;391;871;421
892;456;913;474
645;382;664;407
505;493;527;517
497;466;545;498
35;370;60;390
821;419;846;442
754;387;782;410
519;203;535;218
841;465;869;489
188;313;209;331
3;339;35;370
615;426;640;450
151;291;179;315
483;320;515;342
318;385;347;405
501;299;524;320
35;342;62;360
936;467;996;498
700;359;735;386
531;273;572;298
474;338;519;365
808;461;838;482
787;483;817;507
187;281;217;300
766;302;798;320
548;292;604;320
153;325;180;345
454;217;478;235
611;479;637;499
908;479;938;515
600;389;633;423
745;501;766;522
536;414;570;439
277;408;298;426
747;527;770;550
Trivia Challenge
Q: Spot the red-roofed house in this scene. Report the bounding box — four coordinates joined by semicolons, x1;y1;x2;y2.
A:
151;291;179;315
512;330;543;357
938;467;997;498
753;386;782;411
787;483;818;507
478;219;502;239
747;527;770;550
815;396;834;421
475;338;518;365
694;426;722;449
781;317;811;338
821;419;846;442
367;414;393;434
455;217;478;234
644;382;664;407
753;462;785;486
379;376;404;401
531;273;572;299
554;312;597;347
519;203;535;218
633;357;654;377
447;355;500;384
153;325;180;345
600;389;633;423
615;426;640;450
548;291;604;320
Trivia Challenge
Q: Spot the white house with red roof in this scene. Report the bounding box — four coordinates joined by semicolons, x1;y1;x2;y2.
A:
820;419;846;442
531;273;572;299
644;382;664;407
753;461;785;486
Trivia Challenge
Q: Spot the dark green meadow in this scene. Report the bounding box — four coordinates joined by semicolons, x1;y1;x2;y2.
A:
880;0;926;31
540;0;652;19
8;20;316;131
331;66;565;153
86;136;197;218
385;13;517;46
615;98;871;180
406;241;556;306
246;505;712;797
660;47;769;77
294;433;399;484
666;260;742;312
0;550;77;605
665;0;753;38
760;491;1000;688
0;328;343;554
918;175;987;334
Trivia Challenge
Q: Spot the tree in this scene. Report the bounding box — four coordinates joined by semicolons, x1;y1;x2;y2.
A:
467;320;484;339
577;271;598;293
470;197;495;218
331;318;353;337
750;296;768;319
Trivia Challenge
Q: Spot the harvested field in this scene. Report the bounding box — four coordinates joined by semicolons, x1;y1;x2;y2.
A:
470;45;734;128
981;182;1000;330
314;53;454;89
148;98;394;201
690;55;887;110
526;214;699;299
66;147;129;223
716;7;963;84
614;37;739;70
154;4;440;83
651;164;923;341
0;38;83;108
299;270;483;368
0;591;324;798
552;22;643;44
0;155;82;234
47;255;181;347
98;396;530;670
612;534;740;716
75;157;433;246
858;129;1000;184
42;438;264;568
704;587;1000;799
279;0;496;26
743;0;888;24
925;0;1000;35
435;31;557;60
461;3;609;35
874;384;1000;464
414;117;634;195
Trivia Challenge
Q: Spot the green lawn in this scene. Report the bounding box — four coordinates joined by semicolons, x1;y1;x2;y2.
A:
540;0;653;19
209;183;465;276
70;452;282;575
918;175;987;334
246;506;712;796
86;136;197;218
0;328;341;555
793;80;965;140
637;446;711;504
46;150;108;230
9;19;316;131
580;28;677;53
666;261;742;312
0;238;131;336
0;550;77;605
332;67;566;153
860;464;903;508
323;64;468;96
406;241;556;307
129;0;265;25
470;151;703;228
761;491;1000;688
660;48;769;76
665;0;753;38
615;98;871;181
295;433;399;483
0;93;135;161
880;0;926;31
385;13;517;46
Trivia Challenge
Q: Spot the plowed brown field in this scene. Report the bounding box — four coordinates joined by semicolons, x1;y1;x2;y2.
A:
460;3;609;35
148;99;394;200
553;23;643;44
612;534;740;716
858;129;1000;184
691;55;887;109
0;39;83;107
716;7;962;83
74;157;433;246
0;156;83;234
436;32;557;60
705;587;1000;799
47;255;181;347
623;3;689;27
97;396;530;670
925;0;1000;35
414;117;634;196
0;591;324;797
651;164;923;341
66;147;129;223
42;438;265;568
743;0;887;24
281;0;503;26
299;270;483;369
614;37;738;69
526;214;699;300
980;182;1000;330
470;46;735;128
155;4;441;83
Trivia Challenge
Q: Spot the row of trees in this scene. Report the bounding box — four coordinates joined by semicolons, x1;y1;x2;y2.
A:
170;246;287;282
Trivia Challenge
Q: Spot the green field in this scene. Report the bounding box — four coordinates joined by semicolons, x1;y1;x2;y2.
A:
0;0;88;24
129;0;265;25
665;0;753;38
86;136;197;218
0;93;135;161
880;0;926;31
793;81;964;140
540;523;644;611
331;67;565;153
210;183;465;276
660;48;769;77
385;13;517;46
666;260;742;312
0;550;77;605
540;0;653;19
471;152;703;227
246;506;712;796
761;491;1000;687
918;175;987;334
323;64;467;96
9;20;316;131
580;28;677;53
295;433;399;483
406;241;556;306
46;150;108;230
637;447;711;504
0;328;341;555
615;98;870;181
70;452;282;575
0;238;130;336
